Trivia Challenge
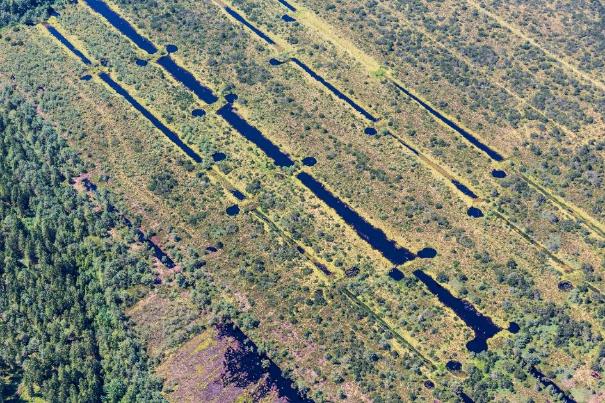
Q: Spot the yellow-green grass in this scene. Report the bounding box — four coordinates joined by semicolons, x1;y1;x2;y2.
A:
1;26;441;401
65;0;604;378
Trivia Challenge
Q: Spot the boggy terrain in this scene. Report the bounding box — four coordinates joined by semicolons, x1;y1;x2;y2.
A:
1;0;604;401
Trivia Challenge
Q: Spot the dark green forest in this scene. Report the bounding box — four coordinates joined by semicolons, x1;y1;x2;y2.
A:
0;0;64;28
0;86;164;402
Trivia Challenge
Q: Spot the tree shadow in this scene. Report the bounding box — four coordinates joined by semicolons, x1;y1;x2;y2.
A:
217;323;313;402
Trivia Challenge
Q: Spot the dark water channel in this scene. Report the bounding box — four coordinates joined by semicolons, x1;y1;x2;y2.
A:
157;55;218;104
98;72;203;163
224;7;275;45
192;108;206;118
73;3;511;359
84;0;158;54
391;82;503;162
527;365;575;403
45;24;92;65
231;190;246;201
289;58;378;122
276;0;297;12
451;179;478;199
412;270;505;353
217;103;294;167
84;0;219;105
296;172;416;265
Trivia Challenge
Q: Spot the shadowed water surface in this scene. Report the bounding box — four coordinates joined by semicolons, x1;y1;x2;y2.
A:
157;55;218;104
84;0;158;54
225;6;275;45
45;24;91;65
413;270;504;352
392;81;503;161
98;72;202;163
217;103;294;167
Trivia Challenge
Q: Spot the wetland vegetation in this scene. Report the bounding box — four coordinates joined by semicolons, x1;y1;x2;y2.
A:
1;0;604;401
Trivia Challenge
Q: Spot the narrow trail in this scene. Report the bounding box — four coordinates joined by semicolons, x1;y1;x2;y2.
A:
466;0;605;94
42;4;605;398
205;0;605;293
41;7;473;387
260;0;605;240
216;0;605;274
339;287;438;370
54;0;604;291
370;0;580;141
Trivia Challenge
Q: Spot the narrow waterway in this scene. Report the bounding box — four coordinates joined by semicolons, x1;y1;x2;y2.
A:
84;0;158;54
412;270;504;353
224;6;275;45
289;58;378;122
98;72;203;163
527;365;576;403
217;102;294;167
45;24;92;65
297;171;416;265
451;180;478;199
276;0;296;12
157;55;218;104
392;81;504;162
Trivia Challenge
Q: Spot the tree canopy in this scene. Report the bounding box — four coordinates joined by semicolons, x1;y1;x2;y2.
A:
0;87;164;402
